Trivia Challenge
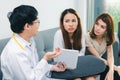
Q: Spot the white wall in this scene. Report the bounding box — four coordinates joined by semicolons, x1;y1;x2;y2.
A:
0;0;87;39
76;0;87;34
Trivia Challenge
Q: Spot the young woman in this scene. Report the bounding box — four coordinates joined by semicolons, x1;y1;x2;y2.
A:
54;8;85;56
54;8;96;80
85;13;120;80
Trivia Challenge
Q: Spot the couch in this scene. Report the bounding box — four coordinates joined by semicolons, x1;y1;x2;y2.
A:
0;27;119;79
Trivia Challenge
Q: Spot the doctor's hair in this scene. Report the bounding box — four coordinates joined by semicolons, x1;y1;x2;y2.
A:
7;5;38;33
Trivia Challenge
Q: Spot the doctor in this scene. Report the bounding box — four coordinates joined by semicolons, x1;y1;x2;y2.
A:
1;5;66;80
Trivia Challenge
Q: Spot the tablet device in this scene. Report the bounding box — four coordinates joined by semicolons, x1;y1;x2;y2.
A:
54;49;79;69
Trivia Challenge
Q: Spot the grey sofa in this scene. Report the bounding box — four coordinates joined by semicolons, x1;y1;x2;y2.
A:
34;27;59;62
0;27;120;79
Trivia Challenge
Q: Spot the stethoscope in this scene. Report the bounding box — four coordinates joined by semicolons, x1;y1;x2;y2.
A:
12;33;25;50
12;33;37;67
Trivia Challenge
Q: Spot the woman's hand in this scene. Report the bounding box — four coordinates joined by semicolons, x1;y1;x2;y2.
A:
51;62;66;72
43;47;61;60
105;69;114;80
100;57;108;65
116;66;120;76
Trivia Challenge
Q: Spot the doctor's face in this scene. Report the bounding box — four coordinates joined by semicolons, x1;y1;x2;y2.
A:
30;19;40;36
63;13;78;34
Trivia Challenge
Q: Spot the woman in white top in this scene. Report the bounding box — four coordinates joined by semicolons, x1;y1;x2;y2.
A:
85;13;120;80
54;29;85;56
54;8;97;80
1;5;66;80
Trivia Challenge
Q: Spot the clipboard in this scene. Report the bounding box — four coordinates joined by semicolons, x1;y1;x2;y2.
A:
54;49;79;69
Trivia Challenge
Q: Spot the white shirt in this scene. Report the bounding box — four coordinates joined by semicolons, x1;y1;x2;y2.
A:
54;29;86;56
1;34;52;80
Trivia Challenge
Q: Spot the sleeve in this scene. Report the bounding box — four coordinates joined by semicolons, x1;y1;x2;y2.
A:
53;30;64;50
9;51;51;80
85;33;93;47
34;59;53;79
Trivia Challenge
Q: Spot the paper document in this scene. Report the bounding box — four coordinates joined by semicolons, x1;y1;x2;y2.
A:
54;49;79;69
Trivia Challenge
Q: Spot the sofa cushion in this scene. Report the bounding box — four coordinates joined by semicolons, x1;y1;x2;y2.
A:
34;27;59;62
34;32;45;60
41;28;59;52
0;38;10;54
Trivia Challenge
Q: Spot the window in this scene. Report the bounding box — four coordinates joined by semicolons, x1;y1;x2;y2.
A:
87;0;120;32
105;0;120;32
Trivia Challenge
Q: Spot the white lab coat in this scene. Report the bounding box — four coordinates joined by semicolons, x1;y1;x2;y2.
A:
1;34;53;80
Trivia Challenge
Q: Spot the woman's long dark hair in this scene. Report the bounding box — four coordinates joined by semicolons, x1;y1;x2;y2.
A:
90;13;115;46
60;8;82;51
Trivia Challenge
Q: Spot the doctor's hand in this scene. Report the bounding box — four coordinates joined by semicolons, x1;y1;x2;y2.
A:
43;47;61;61
51;62;66;72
